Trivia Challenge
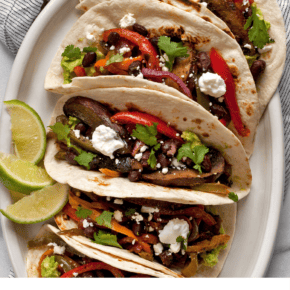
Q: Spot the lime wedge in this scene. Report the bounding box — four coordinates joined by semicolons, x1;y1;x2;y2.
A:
0;183;69;224
0;152;54;194
4;100;46;164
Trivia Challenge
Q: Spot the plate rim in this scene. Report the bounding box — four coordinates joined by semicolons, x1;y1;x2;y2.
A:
0;0;285;278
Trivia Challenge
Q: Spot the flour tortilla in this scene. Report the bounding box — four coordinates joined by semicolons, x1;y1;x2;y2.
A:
76;0;286;116
44;88;252;205
44;0;259;157
27;224;172;278
54;203;236;278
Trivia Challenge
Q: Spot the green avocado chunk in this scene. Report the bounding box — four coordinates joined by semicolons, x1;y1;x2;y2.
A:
41;256;61;278
201;244;227;268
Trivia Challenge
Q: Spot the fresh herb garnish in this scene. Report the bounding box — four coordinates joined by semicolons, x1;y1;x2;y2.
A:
93;231;122;248
176;236;187;251
61;45;82;60
75;206;92;219
147;148;157;169
157;36;189;71
49;122;95;169
95;211;114;228
125;208;136;217
244;4;274;49
177;143;194;163
228;192;239;202
106;53;124;66
131;123;158;146
83;46;98;53
68;116;80;129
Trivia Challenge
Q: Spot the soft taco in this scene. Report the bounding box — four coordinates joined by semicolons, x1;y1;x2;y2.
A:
44;0;260;156
54;189;236;278
76;0;286;116
27;224;170;277
44;88;252;205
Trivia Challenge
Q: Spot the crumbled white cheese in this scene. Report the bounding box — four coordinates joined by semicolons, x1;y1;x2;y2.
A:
85;24;97;45
243;0;249;6
114;210;123;222
47;243;66;255
134;152;143;161
218;97;224;103
176;133;180;137
162;66;169;72
149;226;154;232
115;158;119;165
244;43;252;49
169;242;181;254
110;45;115;50
148;213;153;221
119;13;136;28
171;158;185;168
199;72;226;98
73;272;78;277
162;167;169;174
91;125;124;159
119;46;131;54
140;145;148;153
141;206;159;213
132;239;136;245
159;218;190;245
83;219;94;228
156;163;161;169
73;129;80;139
258;45;273;54
114;199;123;205
181;75;184;79
131;212;144;224
200;2;208;8
189;73;193;78
153;243;163;256
106;196;111;201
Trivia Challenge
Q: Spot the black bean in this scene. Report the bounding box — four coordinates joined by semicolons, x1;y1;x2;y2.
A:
196;51;211;72
107;32;120;46
250;60;266;81
89;157;100;170
210;103;229;120
82;52;97;67
74;122;87;135
132;23;148;36
65;151;78;165
83;227;96;239
201;154;212;172
128;170;142;182
157;153;170;168
159;251;173;267
132;223;142;236
131;46;140;57
84;127;94;139
149;37;159;52
128;60;142;76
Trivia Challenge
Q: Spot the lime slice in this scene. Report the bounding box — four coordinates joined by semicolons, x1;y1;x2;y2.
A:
0;183;69;224
4;100;46;164
0;152;54;194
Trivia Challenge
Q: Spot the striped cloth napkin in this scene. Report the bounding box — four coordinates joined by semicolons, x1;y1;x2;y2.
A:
0;0;289;278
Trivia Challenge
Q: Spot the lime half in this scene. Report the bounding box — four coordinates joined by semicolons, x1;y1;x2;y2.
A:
4;100;46;164
0;183;69;224
0;152;54;194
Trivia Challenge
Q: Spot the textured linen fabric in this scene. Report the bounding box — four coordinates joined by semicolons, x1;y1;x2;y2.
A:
0;0;289;278
0;0;44;55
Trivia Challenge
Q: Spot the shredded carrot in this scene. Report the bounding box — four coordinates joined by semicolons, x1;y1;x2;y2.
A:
99;168;122;177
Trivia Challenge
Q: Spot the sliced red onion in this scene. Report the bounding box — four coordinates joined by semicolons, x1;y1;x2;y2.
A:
141;68;192;99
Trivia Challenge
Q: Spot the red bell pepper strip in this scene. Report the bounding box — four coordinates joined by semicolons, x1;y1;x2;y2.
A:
73;66;86;77
219;118;227;126
103;29;160;70
61;262;125;278
111;111;184;142
209;48;250;137
62;203;80;222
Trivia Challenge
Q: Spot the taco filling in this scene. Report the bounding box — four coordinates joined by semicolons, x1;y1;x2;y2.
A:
60;19;250;136
50;96;233;196
58;189;230;277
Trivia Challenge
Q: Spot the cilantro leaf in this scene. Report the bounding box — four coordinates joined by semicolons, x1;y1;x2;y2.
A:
83;46;98;53
49;122;70;143
177;143;194;162
131;123;158;146
95;211;114;228
74;151;95;170
106;53;124;66
154;143;161;151
176;235;187;251
157;36;189;71
93;231;122;249
244;4;273;49
147;149;157;169
75;206;92;219
68;116;80;129
125;208;136;217
228;192;239;202
192;145;209;174
61;45;82;60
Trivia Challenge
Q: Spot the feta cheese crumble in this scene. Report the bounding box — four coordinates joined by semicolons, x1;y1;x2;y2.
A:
73;129;80;139
119;46;131;54
119;13;136;28
199;72;226;98
131;212;144;224
258;45;273;54
114;210;123;222
141;206;159;213
110;45;115;51
47;243;66;255
153;243;163;256
134;152;143;161
162;167;169;174
140;145;148;153
114;199;123;205
85;25;97;45
91;125;124;159
83;219;94;228
244;43;252;49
